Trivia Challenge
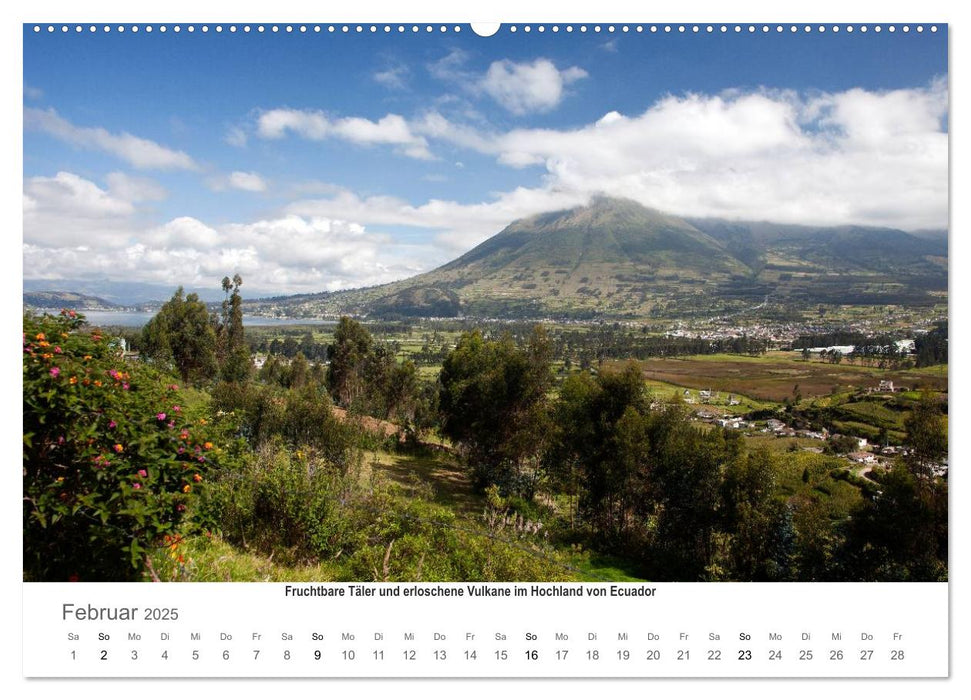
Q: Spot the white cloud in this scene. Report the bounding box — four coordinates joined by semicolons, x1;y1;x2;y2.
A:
286;187;591;254
23;172;136;248
24;84;43;100
105;172;167;202
374;64;410;90
428;48;473;83
409;82;948;231
481;58;588;114
256;108;433;159
23;172;141;254
23;175;440;294
225;126;248;148
145;217;222;249
206;170;270;193
24;108;198;171
228;171;268;192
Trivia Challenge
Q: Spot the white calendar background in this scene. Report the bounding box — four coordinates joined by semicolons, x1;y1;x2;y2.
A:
23;582;948;678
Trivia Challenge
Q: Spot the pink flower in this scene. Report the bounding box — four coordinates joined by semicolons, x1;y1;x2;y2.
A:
54;346;63;354
108;420;117;429
168;384;179;391
108;369;120;380
197;456;205;463
132;483;142;490
156;412;167;421
122;383;129;390
167;421;175;429
176;504;186;513
137;469;148;478
49;367;60;378
172;405;181;412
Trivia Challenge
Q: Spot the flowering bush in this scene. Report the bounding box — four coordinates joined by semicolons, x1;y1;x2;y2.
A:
23;311;221;581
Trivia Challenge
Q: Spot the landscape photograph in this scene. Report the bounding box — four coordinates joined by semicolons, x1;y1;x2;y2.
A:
23;23;948;583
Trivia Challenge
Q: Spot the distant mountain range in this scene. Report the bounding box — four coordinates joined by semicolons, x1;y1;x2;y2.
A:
245;197;948;320
22;290;123;310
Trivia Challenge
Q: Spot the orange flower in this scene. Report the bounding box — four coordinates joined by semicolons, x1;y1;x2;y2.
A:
193;473;203;482
113;443;124;453
35;333;46;341
94;380;102;387
203;442;213;450
182;484;192;493
69;376;77;385
83;355;92;361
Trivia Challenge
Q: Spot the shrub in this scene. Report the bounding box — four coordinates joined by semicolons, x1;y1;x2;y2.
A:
23;311;222;581
203;441;359;564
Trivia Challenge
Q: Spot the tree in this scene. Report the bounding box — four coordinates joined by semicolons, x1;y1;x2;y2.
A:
838;391;947;581
721;449;794;581
141;287;217;385
840;464;947;581
648;415;734;580
439;326;553;496
545;363;652;539
218;274;250;383
326;317;374;407
903;391;947;483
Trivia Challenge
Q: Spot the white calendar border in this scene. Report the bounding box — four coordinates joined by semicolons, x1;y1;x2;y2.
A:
6;0;964;697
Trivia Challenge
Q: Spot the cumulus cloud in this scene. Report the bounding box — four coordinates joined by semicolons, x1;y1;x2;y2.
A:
24;108;198;171
427;51;588;115
481;59;588;114
257;109;433;159
24;173;440;294
24;172;136;248
409;81;948;231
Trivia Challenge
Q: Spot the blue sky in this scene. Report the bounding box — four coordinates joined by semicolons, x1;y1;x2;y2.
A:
23;23;948;299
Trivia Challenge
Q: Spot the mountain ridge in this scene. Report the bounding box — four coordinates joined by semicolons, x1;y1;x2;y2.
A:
243;197;946;320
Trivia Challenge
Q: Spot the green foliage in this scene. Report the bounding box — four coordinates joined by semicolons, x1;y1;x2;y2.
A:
546;363;652;540
914;321;947;367
839;464;947;581
210;380;356;472
439;326;553;496
141;287;218;385
903;390;947;481
23;311;222;581
327;316;375;407
203;442;355;563
217;275;251;384
721;450;794;580
202;442;569;581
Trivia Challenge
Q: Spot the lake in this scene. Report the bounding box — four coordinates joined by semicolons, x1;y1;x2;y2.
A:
42;310;336;328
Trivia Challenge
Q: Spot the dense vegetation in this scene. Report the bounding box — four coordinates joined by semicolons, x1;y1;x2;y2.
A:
23;284;948;583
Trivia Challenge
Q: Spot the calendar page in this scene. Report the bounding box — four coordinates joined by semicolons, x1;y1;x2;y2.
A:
17;0;956;692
